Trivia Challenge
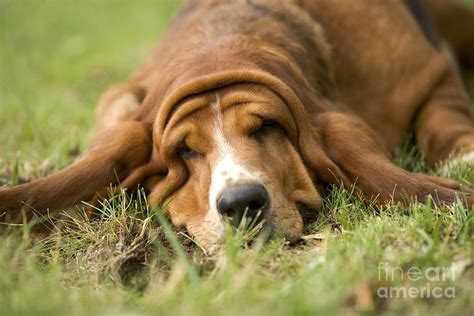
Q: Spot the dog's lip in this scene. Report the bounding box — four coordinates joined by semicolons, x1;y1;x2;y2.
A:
205;201;317;245
296;202;320;226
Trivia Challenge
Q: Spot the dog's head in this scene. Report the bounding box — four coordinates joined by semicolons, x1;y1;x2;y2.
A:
135;40;343;250
149;83;324;248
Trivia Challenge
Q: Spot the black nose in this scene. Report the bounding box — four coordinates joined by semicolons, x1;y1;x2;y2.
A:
217;184;269;226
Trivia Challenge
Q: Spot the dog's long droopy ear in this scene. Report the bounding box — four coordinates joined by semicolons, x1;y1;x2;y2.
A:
296;111;350;188
0;121;152;220
308;112;473;205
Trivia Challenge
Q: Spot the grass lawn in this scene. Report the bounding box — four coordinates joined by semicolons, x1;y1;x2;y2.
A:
1;0;473;315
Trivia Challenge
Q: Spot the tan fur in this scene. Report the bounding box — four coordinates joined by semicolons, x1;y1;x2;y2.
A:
1;0;474;248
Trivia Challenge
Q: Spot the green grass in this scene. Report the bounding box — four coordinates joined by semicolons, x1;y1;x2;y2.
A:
1;1;474;315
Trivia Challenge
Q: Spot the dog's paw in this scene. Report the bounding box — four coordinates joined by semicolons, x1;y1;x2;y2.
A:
437;150;474;178
418;173;474;207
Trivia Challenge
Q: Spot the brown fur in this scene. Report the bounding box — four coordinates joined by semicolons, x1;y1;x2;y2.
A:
1;0;474;248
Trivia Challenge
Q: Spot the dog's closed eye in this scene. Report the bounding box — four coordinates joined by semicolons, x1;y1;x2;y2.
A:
250;119;282;138
176;144;203;160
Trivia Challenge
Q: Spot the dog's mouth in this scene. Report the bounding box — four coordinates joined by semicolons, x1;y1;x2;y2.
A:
186;200;320;252
234;202;320;243
221;201;319;235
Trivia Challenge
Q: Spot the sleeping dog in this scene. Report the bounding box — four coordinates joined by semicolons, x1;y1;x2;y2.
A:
1;0;474;250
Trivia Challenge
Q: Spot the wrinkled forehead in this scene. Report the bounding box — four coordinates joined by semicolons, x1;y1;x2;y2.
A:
162;83;296;143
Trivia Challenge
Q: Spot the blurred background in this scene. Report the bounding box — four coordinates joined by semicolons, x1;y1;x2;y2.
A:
0;0;181;174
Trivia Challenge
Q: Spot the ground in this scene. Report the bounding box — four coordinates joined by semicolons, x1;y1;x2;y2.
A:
0;1;473;315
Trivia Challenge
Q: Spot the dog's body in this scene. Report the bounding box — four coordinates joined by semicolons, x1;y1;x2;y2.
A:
1;0;474;250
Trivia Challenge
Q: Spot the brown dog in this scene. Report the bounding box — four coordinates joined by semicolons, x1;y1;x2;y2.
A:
1;0;474;250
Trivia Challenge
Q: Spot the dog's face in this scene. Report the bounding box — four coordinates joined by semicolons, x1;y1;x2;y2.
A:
151;84;322;249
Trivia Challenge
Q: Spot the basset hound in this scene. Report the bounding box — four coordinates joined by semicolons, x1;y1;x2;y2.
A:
1;0;474;251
